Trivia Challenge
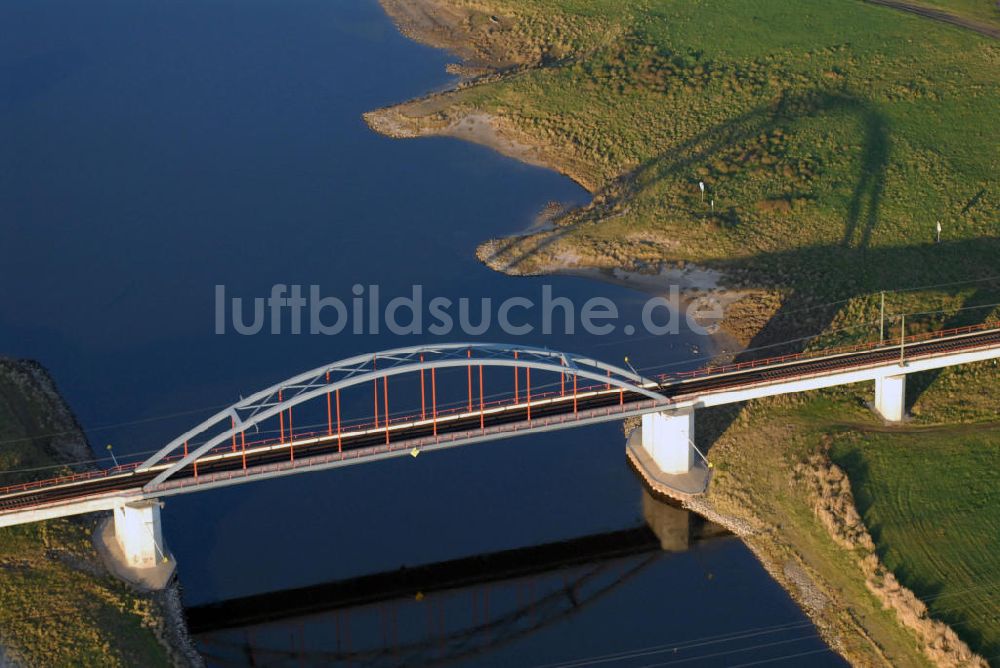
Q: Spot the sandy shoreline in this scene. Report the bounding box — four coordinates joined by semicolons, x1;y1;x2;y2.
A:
364;101;596;191
549;264;747;357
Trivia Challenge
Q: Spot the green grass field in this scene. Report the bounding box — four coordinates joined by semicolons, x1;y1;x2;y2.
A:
832;427;1000;660
0;361;169;667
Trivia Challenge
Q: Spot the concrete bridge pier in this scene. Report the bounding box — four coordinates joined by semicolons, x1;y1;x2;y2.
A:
113;500;167;569
874;373;907;422
95;500;175;590
640;408;695;474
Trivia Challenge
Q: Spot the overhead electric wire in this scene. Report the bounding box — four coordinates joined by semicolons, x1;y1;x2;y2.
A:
0;401;235;447
539;568;1000;668
725;647;835;667
534;621;815;668
635;633;821;667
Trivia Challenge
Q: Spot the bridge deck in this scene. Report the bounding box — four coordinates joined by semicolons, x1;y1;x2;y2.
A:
1;325;998;523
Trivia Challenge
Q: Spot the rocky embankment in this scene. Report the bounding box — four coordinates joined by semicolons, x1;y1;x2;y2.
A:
0;359;202;667
798;453;988;667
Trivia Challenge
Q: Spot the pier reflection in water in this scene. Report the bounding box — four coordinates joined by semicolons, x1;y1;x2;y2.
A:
189;487;839;667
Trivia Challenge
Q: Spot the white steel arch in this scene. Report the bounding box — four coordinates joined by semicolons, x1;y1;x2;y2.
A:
138;343;663;489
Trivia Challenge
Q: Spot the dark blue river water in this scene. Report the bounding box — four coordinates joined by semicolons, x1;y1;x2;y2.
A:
1;1;845;665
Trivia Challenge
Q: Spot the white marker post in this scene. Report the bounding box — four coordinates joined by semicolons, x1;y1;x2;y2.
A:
699;181;705;202
899;314;906;366
879;291;885;344
710;198;714;213
936;220;942;244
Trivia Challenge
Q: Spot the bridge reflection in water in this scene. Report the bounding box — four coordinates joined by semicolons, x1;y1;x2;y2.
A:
188;491;729;667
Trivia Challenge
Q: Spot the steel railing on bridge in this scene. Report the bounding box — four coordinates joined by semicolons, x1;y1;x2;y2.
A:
1;322;998;506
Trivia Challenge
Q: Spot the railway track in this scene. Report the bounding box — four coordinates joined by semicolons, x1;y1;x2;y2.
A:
2;327;997;515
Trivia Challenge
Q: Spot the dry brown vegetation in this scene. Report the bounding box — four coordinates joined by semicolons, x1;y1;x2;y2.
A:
800;454;988;667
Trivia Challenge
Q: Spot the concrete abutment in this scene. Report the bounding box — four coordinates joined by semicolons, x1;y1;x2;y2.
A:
96;499;176;590
874;373;907;422
113;500;167;568
640;408;696;474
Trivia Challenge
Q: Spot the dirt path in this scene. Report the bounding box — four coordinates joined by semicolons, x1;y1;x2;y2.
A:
864;0;1000;39
835;419;1000;434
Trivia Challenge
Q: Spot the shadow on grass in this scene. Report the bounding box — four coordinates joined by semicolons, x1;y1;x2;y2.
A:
482;81;998;448
483;88;893;273
830;446;952;603
695;240;1000;454
905;287;998;407
830;440;996;658
716;239;1000;352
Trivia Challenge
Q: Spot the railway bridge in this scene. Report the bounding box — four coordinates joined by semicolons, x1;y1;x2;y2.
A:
1;323;998;574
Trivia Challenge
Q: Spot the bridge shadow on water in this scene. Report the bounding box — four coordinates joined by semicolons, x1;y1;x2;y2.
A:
186;490;729;667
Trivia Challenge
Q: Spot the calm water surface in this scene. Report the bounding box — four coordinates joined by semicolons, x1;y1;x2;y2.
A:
0;1;845;665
